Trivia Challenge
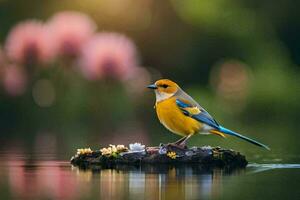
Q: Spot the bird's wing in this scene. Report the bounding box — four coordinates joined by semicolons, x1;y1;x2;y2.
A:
175;89;219;129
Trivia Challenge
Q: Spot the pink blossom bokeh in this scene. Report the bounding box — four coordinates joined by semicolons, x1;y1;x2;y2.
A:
79;32;139;80
47;11;97;58
0;47;4;75
2;65;27;96
5;20;54;65
1;11;148;98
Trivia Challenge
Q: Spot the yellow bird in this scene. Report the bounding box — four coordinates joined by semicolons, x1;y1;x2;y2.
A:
147;79;270;150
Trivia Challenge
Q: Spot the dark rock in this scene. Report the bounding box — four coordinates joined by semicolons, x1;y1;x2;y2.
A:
70;144;248;170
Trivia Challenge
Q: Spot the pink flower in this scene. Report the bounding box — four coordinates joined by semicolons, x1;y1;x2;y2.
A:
47;11;97;57
3;65;27;96
79;32;139;80
5;20;54;65
0;47;4;70
0;47;4;63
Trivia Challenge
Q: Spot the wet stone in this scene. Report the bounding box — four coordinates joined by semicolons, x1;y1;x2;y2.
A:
71;144;248;170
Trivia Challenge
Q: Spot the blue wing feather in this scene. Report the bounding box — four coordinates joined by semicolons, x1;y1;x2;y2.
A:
192;113;220;129
175;98;270;149
175;99;189;108
176;99;219;129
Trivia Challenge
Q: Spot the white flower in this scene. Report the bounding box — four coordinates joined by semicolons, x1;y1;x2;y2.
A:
129;143;145;152
201;146;212;150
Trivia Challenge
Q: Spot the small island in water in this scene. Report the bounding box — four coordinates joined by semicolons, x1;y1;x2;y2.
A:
70;143;247;170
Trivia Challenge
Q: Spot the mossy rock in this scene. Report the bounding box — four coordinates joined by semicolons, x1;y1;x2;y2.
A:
70;144;247;170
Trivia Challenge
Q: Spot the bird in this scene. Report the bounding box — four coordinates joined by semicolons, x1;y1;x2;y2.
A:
147;79;270;150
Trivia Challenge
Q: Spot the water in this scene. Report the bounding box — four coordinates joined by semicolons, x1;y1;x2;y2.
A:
0;151;300;200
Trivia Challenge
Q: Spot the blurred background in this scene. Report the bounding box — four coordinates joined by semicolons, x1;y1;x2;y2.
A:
0;0;300;161
1;1;300;200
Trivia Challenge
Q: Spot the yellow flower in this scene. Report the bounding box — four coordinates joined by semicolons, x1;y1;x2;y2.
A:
167;151;177;159
100;147;112;156
116;144;128;152
77;148;93;155
100;144;128;157
109;144;118;153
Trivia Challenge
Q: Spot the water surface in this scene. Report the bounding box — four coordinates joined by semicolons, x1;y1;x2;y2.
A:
0;151;300;200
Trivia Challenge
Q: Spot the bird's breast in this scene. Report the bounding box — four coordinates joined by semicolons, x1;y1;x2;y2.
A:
155;97;202;136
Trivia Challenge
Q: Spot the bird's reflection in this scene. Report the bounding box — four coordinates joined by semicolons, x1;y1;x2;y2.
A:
2;152;245;200
75;164;245;200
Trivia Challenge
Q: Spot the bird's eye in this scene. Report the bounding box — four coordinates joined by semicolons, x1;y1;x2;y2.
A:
162;84;168;88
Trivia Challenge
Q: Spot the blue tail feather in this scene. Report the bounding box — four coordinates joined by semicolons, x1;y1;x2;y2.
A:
219;126;270;150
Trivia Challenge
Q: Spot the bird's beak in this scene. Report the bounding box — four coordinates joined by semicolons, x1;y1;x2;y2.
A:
147;84;157;89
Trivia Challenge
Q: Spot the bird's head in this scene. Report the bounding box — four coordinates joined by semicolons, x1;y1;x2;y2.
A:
147;79;179;102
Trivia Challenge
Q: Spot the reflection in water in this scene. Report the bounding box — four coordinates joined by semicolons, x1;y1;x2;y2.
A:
5;158;88;199
0;151;241;200
74;165;239;200
247;163;300;174
2;152;300;200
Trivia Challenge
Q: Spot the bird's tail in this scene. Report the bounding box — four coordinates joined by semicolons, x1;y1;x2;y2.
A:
218;126;270;150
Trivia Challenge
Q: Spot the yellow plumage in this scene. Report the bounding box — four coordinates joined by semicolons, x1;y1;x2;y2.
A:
156;96;202;136
147;79;270;149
